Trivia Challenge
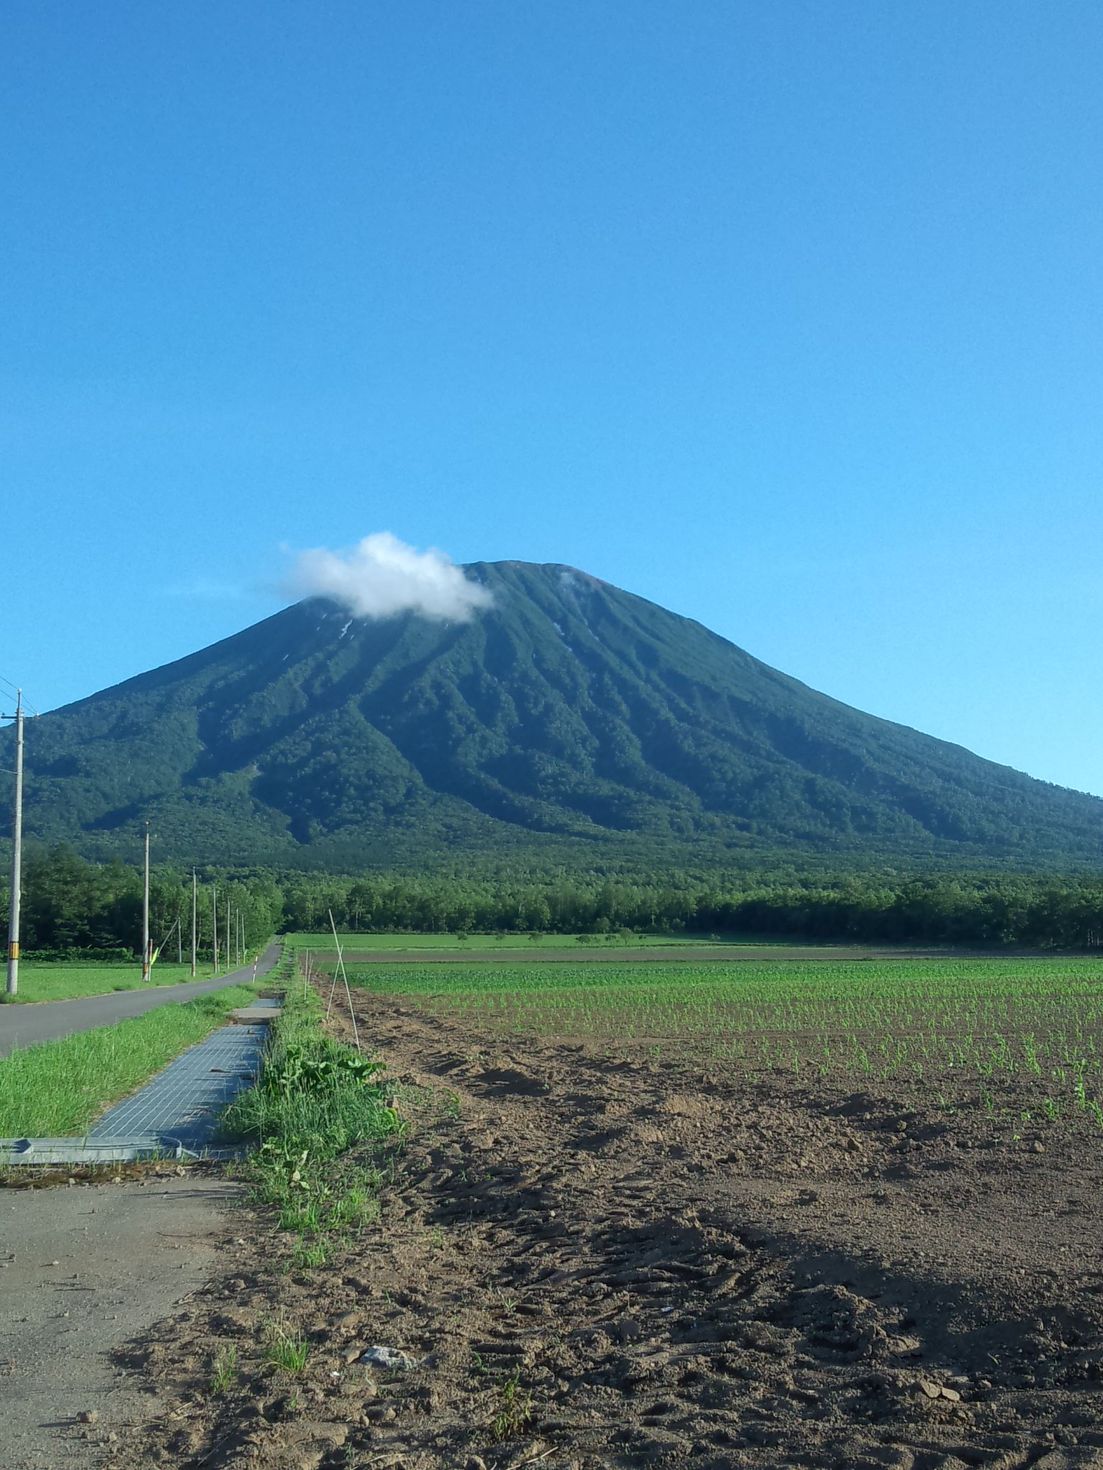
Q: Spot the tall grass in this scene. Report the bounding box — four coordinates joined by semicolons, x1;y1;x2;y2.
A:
221;983;403;1248
222;985;400;1156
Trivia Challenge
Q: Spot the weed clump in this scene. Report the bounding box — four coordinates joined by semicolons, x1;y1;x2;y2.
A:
221;979;402;1258
262;1320;310;1375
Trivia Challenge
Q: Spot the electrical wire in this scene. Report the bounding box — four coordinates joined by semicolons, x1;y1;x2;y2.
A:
0;675;39;717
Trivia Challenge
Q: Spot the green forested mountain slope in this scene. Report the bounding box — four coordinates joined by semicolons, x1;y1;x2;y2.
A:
5;561;1101;869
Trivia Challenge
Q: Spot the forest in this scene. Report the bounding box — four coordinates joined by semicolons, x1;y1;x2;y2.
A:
4;844;1103;956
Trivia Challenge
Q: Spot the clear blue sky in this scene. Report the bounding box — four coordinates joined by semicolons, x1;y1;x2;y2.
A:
3;2;1101;793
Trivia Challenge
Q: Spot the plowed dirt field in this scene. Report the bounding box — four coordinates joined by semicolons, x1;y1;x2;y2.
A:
116;980;1103;1470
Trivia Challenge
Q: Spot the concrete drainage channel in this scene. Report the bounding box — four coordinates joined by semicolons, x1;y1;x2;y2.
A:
0;996;282;1166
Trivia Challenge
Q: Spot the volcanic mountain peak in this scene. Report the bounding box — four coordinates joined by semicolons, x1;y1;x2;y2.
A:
5;559;1101;869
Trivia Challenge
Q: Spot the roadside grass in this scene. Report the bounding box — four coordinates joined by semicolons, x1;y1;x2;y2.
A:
221;978;403;1262
5;959;260;1005
0;985;257;1137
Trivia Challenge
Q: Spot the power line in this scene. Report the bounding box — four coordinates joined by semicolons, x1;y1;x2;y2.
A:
0;679;36;714
0;677;38;717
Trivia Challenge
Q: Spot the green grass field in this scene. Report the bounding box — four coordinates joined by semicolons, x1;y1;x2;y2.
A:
7;958;258;1005
338;954;1103;1125
285;930;738;953
0;984;258;1138
286;930;912;969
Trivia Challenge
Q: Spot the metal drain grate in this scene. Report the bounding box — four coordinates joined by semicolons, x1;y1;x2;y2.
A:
88;1021;270;1148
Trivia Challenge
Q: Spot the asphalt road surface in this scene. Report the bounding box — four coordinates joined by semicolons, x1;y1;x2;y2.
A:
0;942;282;1058
1;1174;240;1469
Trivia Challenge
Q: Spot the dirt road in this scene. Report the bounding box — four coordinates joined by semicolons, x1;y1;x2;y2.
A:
115;988;1103;1469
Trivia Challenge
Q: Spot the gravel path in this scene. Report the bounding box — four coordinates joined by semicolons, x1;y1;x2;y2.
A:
0;943;282;1058
0;1173;240;1469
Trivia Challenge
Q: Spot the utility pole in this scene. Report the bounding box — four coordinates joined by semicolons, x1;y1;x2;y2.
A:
141;822;151;983
190;868;197;978
225;900;231;972
212;885;219;973
4;691;24;998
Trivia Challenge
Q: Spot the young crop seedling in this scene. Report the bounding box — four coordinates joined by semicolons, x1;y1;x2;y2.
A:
208;1343;239;1397
490;1367;534;1442
316;951;1103;1142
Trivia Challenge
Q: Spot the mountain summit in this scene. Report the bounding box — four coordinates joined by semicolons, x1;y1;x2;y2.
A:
9;560;1102;868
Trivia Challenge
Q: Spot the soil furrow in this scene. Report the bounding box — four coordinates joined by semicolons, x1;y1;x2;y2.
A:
113;987;1103;1470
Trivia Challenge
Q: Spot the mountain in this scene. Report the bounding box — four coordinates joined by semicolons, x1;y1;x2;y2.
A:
5;560;1102;870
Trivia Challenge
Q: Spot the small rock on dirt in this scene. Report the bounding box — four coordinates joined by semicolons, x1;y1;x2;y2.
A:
360;1345;419;1371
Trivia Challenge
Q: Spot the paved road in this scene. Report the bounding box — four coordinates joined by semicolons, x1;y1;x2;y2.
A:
1;1174;240;1469
0;942;283;1058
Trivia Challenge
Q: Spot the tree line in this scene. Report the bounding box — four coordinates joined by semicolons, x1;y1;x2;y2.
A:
4;845;1103;955
4;846;282;959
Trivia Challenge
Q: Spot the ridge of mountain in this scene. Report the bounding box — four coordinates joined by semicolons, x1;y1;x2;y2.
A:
5;560;1101;871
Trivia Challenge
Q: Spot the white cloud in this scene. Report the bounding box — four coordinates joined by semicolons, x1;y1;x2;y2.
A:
282;532;493;623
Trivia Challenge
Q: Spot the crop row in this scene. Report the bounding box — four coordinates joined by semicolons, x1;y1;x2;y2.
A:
342;957;1103;1126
